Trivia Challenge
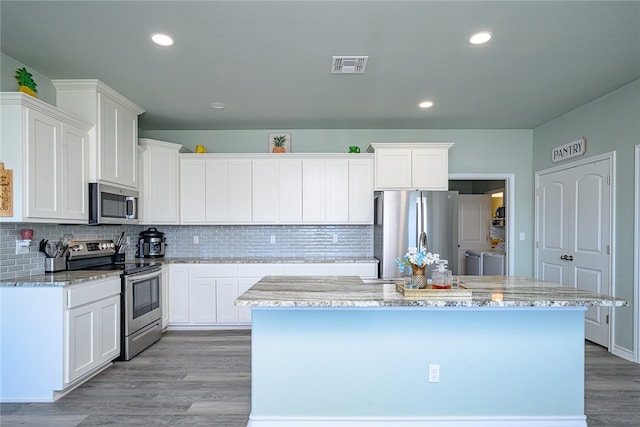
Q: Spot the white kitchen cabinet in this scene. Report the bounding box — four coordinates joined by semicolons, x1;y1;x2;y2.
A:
348;157;374;223
139;138;187;224
169;264;190;324
0;93;90;223
368;143;453;190
52;79;145;189
206;158;252;223
179;155;252;224
302;158;349;223
0;275;121;402
65;284;120;384
180;158;207;223
164;262;378;329
252;158;303;223
161;264;170;330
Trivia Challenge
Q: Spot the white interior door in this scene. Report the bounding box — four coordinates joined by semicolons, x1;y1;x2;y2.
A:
458;195;491;274
537;158;612;347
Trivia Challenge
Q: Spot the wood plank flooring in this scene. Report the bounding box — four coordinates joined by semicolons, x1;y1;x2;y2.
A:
1;331;639;426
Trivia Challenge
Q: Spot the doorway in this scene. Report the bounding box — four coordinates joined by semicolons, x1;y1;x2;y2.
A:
535;153;614;348
449;173;515;276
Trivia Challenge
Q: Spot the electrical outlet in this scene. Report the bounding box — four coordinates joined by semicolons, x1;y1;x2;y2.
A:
15;240;29;255
332;233;338;243
193;236;199;244
519;232;525;241
428;364;440;383
126;236;131;245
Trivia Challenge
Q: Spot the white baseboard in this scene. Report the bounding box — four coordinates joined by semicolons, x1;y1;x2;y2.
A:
247;415;587;427
611;343;635;363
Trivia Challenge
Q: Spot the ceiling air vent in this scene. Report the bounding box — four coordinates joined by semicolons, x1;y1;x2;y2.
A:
331;56;368;74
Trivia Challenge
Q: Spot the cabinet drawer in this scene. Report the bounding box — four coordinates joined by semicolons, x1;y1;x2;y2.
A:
66;278;121;309
190;264;238;278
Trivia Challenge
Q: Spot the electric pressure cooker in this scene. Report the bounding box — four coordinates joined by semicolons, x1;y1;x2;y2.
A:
137;227;167;258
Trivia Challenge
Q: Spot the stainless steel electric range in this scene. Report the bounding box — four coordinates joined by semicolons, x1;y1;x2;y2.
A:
66;240;163;361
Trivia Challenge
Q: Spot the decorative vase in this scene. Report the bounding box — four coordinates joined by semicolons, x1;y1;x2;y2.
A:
410;264;427;289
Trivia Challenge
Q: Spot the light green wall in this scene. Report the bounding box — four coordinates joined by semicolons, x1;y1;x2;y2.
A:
142;128;535;276
1;53;56;104
533;79;640;353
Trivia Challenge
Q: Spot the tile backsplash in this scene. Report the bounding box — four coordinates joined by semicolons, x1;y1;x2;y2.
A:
0;223;373;280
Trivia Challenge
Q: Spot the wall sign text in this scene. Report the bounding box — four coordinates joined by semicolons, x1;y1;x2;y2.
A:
552;137;587;163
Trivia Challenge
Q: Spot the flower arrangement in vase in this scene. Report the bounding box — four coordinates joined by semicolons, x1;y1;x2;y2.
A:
395;247;439;288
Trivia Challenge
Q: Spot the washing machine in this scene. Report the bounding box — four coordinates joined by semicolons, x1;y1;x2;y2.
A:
482;251;505;275
465;250;483;275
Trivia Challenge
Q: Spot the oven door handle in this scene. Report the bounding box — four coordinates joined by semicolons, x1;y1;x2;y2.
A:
126;268;162;283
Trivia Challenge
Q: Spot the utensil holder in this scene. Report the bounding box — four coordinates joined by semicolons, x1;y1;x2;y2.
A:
44;257;66;273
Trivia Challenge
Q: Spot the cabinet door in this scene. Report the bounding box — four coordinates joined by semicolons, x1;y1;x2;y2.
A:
412;148;449;190
98;94;138;188
348;158;374;223
161;265;169;329
190;277;217;324
169;265;190;324
65;303;96;384
146;145;179;224
302;159;324;222
206;159;252;223
278;159;303;222
98;94;119;185
325;159;349;222
180;158;206;223
252;159;277;222
26;108;62;219
375;149;412;189
97;295;120;363
61;123;89;221
216;279;239;323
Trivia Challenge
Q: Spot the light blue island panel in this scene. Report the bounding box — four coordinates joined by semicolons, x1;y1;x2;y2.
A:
250;307;586;426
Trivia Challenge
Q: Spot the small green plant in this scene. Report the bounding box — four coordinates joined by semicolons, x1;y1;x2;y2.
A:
272;135;287;147
15;67;38;93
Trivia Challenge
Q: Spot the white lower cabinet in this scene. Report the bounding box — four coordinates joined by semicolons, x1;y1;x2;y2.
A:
166;262;377;329
0;276;121;402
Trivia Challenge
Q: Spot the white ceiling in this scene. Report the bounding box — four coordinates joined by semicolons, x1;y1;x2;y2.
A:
1;1;639;131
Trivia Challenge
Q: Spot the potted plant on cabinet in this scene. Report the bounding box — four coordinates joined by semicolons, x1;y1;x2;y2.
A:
15;67;38;98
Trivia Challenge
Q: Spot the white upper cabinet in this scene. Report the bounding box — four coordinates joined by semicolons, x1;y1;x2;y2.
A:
179;153;372;225
52;79;145;190
251;158;303;223
0;93;90;223
139;138;187;224
180;155;252;224
368;143;454;190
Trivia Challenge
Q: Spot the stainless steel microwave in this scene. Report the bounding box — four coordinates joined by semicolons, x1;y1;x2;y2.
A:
89;183;139;225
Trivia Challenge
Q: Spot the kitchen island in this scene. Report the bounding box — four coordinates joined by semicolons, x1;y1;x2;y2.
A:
236;275;627;427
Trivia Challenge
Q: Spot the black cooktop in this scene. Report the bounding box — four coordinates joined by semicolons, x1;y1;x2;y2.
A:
90;261;162;275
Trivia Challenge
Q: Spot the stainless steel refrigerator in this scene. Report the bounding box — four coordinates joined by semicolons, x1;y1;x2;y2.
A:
374;191;459;279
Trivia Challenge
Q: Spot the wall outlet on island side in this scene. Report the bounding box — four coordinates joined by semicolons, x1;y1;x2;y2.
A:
428;364;440;383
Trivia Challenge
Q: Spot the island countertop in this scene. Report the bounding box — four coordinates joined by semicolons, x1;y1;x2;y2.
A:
235;275;629;308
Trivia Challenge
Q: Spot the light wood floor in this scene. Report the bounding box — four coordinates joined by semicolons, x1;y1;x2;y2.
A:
1;330;639;426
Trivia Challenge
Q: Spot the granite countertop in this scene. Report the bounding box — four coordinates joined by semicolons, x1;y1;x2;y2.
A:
159;257;378;264
235;275;629;308
0;270;123;287
1;257;378;287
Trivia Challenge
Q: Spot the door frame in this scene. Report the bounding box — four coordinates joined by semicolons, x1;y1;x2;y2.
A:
449;173;515;276
634;145;639;363
535;151;616;350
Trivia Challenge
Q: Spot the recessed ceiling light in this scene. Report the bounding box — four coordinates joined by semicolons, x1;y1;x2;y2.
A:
469;31;492;45
151;33;174;47
210;102;226;109
419;101;434;109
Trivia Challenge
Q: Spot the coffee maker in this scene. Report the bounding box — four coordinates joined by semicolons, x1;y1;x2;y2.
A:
136;227;167;258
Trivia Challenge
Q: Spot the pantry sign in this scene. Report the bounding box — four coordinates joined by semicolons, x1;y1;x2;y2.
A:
552;137;586;163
